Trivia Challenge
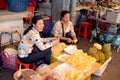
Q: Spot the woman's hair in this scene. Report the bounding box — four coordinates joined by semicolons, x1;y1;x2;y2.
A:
60;10;70;19
23;16;43;35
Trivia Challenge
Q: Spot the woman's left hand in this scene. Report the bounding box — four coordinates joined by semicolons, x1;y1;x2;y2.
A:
67;38;73;43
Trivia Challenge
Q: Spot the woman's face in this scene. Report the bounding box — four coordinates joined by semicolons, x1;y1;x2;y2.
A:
33;19;44;32
62;13;70;23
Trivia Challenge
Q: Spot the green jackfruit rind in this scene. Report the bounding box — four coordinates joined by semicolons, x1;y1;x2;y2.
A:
88;47;99;61
90;53;99;61
102;44;111;53
104;51;112;61
97;50;105;64
88;47;97;55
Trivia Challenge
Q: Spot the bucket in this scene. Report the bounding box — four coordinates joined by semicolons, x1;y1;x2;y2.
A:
6;0;28;12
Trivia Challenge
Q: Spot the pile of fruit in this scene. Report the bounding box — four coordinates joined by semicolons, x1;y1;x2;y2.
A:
88;43;112;64
51;43;67;57
65;68;82;80
61;50;96;72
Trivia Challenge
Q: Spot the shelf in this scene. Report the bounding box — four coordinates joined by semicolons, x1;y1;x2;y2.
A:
0;10;32;21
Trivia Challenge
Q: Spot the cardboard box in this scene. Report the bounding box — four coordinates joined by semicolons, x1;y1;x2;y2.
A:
93;57;112;76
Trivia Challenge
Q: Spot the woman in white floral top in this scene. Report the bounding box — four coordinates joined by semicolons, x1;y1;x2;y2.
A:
18;16;59;65
51;10;78;44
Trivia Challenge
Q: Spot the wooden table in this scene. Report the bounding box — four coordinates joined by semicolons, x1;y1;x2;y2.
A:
49;61;101;80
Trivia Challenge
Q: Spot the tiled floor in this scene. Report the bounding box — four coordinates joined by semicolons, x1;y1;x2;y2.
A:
0;36;120;80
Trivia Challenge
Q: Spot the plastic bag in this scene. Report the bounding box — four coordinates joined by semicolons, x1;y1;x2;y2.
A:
1;48;18;70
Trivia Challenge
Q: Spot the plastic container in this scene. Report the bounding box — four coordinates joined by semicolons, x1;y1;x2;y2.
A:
14;69;37;80
107;24;118;34
93;57;112;76
36;64;52;76
111;35;120;46
6;0;28;12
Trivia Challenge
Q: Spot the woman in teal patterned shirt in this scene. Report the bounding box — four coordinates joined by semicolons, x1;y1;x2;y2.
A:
18;16;59;65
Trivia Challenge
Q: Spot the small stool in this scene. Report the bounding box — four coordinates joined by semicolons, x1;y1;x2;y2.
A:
16;58;36;71
24;6;35;23
78;22;92;40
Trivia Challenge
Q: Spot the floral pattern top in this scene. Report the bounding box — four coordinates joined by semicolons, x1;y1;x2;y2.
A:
51;20;76;37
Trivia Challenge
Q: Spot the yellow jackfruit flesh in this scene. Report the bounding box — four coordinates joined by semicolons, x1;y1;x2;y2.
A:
102;43;111;53
52;43;67;57
93;43;102;50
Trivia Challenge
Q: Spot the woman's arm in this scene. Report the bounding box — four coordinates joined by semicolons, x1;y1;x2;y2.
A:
33;33;59;51
42;37;58;43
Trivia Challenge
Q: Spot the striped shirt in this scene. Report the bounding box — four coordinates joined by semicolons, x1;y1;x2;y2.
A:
18;27;55;58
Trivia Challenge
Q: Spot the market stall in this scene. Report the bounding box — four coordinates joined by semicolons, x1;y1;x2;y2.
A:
14;43;106;80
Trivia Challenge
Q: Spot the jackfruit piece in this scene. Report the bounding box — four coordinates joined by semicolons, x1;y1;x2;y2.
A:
50;55;57;63
84;76;91;80
52;42;67;56
88;47;97;55
88;47;99;61
97;50;105;64
94;43;102;50
102;43;111;53
104;51;112;61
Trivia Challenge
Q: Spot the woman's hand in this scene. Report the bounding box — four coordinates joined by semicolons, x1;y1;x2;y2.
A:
51;37;59;41
73;39;78;43
53;39;59;44
66;38;73;43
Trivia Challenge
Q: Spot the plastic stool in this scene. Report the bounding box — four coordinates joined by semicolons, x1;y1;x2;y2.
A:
78;22;92;40
16;58;36;71
24;6;35;23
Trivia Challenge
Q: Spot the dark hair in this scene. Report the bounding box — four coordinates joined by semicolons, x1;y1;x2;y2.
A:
23;16;43;35
60;10;70;19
